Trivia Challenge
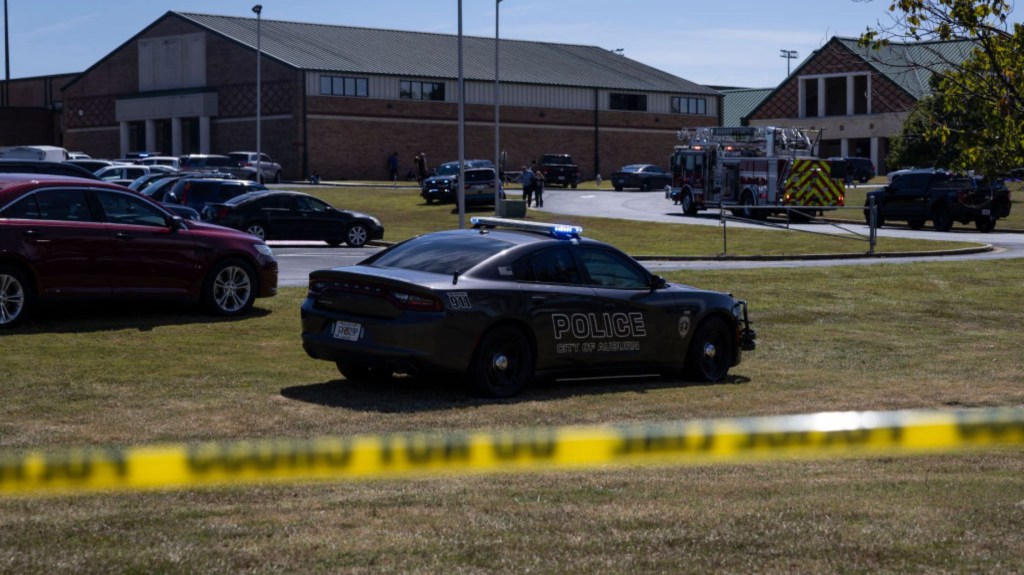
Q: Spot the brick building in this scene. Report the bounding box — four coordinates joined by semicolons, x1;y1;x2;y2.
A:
746;36;975;175
60;11;722;181
0;73;77;147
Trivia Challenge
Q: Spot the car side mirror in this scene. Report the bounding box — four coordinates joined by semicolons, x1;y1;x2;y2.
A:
649;275;667;290
167;215;185;230
164;192;178;203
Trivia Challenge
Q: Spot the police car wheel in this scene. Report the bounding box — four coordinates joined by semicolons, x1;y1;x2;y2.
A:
683;317;734;383
468;325;534;397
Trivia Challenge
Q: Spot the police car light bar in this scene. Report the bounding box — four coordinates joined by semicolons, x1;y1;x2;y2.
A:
470;217;583;239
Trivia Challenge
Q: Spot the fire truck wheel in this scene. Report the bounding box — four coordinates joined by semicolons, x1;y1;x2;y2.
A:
681;191;698;216
737;191;763;221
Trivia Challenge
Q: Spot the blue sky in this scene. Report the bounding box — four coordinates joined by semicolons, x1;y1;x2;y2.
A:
2;1;1020;87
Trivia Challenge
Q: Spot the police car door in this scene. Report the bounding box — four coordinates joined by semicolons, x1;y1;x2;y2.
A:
509;245;601;372
573;246;678;368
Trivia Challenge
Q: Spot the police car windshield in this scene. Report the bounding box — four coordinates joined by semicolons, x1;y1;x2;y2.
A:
369;235;514;274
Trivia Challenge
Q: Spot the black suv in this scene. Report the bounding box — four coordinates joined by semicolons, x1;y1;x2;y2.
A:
831;157;876;183
150;178;267;215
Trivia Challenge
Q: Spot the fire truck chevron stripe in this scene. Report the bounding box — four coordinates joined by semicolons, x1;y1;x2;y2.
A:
784;159;844;207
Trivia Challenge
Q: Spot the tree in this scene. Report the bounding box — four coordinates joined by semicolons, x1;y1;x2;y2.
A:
860;0;1024;175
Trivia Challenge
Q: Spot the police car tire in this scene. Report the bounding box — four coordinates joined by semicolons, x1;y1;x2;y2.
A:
683;317;734;383
468;325;534;397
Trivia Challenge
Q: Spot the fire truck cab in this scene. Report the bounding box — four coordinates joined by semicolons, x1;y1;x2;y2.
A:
668;126;844;221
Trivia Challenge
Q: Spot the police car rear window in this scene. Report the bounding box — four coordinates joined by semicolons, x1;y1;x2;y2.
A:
370;235;513;274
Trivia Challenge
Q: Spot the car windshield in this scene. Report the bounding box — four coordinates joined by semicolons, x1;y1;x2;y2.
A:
369;234;514;274
434;163;460;176
621;165;642;172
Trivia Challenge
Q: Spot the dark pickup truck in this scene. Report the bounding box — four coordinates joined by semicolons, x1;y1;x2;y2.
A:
864;169;1011;232
537;154;579;189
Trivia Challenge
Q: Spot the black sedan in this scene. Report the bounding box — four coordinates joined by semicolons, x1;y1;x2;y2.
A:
610;164;672;191
301;217;755;397
204;190;384;247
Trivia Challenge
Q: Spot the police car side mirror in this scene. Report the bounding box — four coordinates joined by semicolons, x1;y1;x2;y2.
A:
650;275;667;290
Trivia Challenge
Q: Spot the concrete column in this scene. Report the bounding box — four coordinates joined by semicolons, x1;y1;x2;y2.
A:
870;137;880;173
145;119;156;153
817;78;826;118
866;75;873;115
119;122;130;159
840;139;850;157
171;118;183;157
846;75;855;116
199;116;211;153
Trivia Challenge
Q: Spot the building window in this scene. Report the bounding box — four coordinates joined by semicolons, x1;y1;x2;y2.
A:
671;96;707;115
400;80;445;101
319;75;368;97
609;93;647;111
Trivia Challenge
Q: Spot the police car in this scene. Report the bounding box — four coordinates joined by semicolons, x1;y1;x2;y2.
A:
301;218;756;397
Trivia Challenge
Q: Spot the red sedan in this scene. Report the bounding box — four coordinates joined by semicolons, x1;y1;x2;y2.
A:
0;174;278;328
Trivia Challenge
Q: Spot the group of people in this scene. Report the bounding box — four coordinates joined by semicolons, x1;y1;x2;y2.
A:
518;163;545;208
387;152;429;183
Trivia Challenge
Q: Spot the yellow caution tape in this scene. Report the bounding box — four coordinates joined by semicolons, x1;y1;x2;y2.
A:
2;408;1022;497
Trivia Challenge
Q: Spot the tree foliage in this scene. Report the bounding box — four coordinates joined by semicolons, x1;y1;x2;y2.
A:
860;0;1024;175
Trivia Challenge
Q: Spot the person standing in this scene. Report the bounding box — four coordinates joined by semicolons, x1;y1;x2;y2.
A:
415;153;428;183
519;165;535;207
387;151;399;182
533;168;545;208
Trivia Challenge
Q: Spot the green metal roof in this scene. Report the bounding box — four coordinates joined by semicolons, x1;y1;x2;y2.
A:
835;37;978;100
175;12;717;95
719;88;773;126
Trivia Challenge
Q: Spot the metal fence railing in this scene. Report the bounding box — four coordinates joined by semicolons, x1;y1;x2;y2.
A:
716;199;879;255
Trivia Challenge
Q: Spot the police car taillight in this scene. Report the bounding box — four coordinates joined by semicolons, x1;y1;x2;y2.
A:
390;290;442;311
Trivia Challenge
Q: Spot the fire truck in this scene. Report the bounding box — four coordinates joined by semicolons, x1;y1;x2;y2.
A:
667;126;845;221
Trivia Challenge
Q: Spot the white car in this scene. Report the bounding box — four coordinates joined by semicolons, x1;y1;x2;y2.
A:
228;151;282;183
140;156;182;170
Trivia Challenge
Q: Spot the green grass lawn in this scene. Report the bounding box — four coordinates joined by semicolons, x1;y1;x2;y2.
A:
2;250;1023;571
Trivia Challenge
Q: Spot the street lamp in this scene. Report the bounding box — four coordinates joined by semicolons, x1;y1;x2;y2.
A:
457;0;466;228
493;0;503;214
780;49;798;76
252;4;263;183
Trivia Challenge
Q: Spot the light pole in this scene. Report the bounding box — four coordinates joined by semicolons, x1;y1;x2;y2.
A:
252;4;263;183
457;0;465;228
780;49;798;77
493;0;503;214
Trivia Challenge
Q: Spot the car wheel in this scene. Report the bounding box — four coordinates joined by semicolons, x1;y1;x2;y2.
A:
336;361;394;382
202;259;257;316
864;206;885;228
932;206;953;232
681;191;698;216
245;222;268;240
975;217;996;233
345;224;369;248
468;325;534;398
0;265;31;329
683;317;734;383
613;185;623;192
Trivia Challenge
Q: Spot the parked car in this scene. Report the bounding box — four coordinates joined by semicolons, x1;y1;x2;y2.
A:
94;164;175;186
204;190;384;247
830;157;876;183
0;159;99;179
180;154;239;174
139;156;183;170
610;164;672;191
227;151;282;183
300;217;756;397
864;168;1011;232
150;177;267;214
0;174;278;328
420;160;498;205
64;159;125;174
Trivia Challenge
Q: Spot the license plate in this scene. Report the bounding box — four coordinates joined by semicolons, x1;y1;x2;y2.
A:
982;209;991;216
556;175;566;181
332;321;362;341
